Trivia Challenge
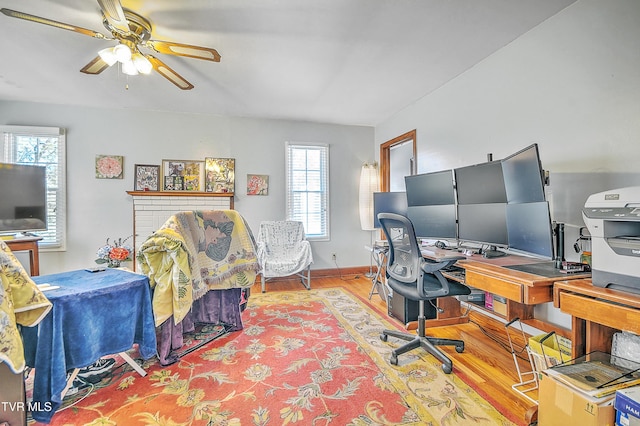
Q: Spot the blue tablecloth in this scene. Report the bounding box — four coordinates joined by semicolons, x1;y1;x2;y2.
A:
21;268;157;423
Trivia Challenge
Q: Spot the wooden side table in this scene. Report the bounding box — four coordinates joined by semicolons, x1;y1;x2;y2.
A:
5;236;43;276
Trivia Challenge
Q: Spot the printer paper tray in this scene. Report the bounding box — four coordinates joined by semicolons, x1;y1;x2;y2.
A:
607;236;640;257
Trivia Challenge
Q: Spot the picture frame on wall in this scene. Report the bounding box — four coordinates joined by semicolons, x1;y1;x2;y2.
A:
162;159;205;191
205;158;235;193
95;155;124;179
247;174;269;195
134;164;160;191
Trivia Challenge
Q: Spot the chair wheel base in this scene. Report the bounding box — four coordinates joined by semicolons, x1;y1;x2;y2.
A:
442;363;452;374
380;333;388;342
390;354;398;365
455;343;464;353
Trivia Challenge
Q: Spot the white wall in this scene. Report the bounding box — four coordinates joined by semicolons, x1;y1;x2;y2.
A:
374;0;640;328
0;101;374;274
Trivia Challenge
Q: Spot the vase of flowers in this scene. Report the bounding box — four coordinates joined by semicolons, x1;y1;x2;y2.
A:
96;236;133;268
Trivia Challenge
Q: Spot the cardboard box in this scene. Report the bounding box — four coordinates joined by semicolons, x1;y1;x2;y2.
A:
617;410;640;426
616;386;640;426
538;372;615;426
492;294;507;316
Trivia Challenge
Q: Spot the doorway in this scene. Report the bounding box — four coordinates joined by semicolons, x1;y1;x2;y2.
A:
380;129;417;191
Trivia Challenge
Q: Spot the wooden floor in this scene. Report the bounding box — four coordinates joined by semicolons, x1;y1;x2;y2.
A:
262;274;538;426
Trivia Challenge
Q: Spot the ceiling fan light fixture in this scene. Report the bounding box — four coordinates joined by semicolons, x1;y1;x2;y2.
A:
98;47;118;66
121;59;138;76
113;43;132;63
132;53;152;74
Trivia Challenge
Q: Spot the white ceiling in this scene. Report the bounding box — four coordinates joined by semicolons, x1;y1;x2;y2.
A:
0;0;576;126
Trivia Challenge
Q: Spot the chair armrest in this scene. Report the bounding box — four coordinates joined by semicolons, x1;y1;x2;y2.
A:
420;256;464;274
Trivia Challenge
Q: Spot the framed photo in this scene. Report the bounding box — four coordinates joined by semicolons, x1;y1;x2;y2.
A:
162;160;204;191
95;155;124;179
247;174;269;195
134;164;160;191
205;158;235;193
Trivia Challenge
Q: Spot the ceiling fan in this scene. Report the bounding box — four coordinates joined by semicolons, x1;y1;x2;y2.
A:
1;0;221;90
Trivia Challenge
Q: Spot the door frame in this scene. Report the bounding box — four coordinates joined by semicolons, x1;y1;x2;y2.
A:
379;129;417;191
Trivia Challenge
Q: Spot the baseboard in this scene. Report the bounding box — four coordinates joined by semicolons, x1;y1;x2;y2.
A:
254;266;370;283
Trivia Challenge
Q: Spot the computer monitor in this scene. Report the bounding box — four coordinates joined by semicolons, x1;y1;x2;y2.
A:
406;205;457;239
506;202;554;259
454;161;507;205
502;143;546;204
405;170;455;206
373;192;408;228
457;203;508;247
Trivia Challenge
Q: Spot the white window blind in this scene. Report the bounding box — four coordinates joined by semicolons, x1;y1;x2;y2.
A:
286;142;329;240
1;126;67;250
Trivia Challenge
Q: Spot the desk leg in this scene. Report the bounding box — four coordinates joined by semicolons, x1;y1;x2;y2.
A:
571;316;586;359
119;351;147;377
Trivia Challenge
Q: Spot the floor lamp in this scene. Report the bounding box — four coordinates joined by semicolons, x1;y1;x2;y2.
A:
359;162;379;278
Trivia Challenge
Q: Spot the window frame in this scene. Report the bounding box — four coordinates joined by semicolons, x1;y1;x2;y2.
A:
1;125;67;251
285;142;330;241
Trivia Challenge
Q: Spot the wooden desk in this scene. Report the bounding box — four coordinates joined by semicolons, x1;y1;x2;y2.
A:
458;255;590;322
554;279;640;358
5;236;42;276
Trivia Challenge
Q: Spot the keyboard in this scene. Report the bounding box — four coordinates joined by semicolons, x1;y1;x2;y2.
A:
442;265;465;282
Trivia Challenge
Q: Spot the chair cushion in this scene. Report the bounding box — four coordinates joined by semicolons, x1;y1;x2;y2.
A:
388;274;470;301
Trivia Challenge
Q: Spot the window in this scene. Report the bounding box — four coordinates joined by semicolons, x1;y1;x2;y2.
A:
286;142;329;240
2;126;67;250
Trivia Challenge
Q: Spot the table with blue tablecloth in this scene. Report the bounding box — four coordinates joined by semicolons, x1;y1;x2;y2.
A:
21;268;157;423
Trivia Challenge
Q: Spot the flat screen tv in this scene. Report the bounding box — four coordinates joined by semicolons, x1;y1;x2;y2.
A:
501;143;546;203
457;203;508;247
407;205;457;239
373;192;408;228
404;170;455;206
454;161;507;205
506;202;554;259
0;163;47;234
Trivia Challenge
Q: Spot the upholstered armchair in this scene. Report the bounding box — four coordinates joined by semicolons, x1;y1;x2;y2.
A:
256;220;313;292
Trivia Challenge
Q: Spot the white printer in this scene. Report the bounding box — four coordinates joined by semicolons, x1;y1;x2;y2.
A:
583;186;640;294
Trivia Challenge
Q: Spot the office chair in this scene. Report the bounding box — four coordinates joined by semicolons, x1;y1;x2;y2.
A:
377;213;471;374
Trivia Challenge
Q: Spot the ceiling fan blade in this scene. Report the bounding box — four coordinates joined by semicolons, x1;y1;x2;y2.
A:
147;40;221;62
1;8;106;39
96;0;129;34
147;56;194;90
80;56;110;74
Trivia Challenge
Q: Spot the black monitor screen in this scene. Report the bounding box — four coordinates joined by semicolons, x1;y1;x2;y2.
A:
506;202;554;259
373;192;408;228
0;163;47;233
405;170;455;206
502;144;546;203
457;203;508;247
454;161;507;204
407;205;457;239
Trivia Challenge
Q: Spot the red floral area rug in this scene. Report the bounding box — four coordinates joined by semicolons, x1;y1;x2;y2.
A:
37;288;518;425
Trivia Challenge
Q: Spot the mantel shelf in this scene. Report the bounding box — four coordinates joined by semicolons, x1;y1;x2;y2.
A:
126;191;234;198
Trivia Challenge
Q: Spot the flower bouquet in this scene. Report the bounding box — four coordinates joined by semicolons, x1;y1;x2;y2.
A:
96;236;133;268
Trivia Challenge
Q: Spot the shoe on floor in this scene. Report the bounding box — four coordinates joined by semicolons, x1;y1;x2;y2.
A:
77;357;116;379
64;375;88;397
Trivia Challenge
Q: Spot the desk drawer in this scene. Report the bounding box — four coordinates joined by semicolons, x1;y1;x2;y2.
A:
465;270;522;302
558;292;640;335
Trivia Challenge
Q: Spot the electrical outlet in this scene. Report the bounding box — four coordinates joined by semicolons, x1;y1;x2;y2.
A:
331;253;337;261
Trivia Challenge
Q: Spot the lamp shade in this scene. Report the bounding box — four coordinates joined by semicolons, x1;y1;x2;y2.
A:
359;163;380;231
